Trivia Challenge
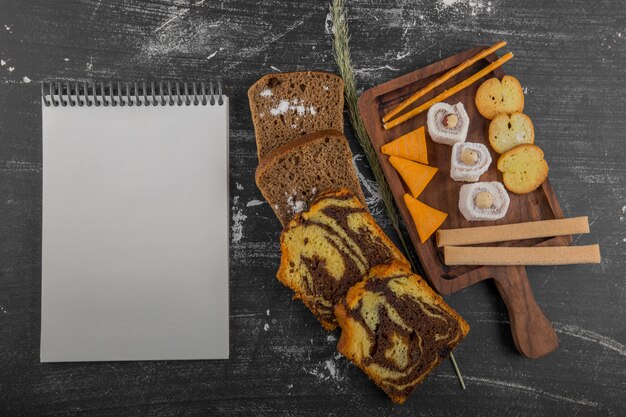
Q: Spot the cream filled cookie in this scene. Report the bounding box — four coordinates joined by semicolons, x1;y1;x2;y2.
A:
426;102;469;146
458;181;510;221
450;142;492;182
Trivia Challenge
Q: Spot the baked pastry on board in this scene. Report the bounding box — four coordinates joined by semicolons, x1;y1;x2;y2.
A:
489;112;535;154
248;71;344;161
474;75;524;120
497;144;549;194
255;130;366;226
335;260;469;404
277;189;409;330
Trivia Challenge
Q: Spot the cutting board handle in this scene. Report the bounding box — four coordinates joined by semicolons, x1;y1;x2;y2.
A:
492;266;558;358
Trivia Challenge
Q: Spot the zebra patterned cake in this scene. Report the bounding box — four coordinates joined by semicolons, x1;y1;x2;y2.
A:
335;260;469;404
277;188;409;330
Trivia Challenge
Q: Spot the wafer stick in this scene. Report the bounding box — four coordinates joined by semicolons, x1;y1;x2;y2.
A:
444;244;601;266
383;52;514;130
382;41;507;123
436;217;590;247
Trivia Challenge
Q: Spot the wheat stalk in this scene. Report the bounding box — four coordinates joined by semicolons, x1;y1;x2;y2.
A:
329;0;414;269
329;0;466;390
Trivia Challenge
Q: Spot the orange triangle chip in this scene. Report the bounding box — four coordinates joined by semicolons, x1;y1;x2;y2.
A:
403;194;448;243
381;126;428;164
389;156;437;198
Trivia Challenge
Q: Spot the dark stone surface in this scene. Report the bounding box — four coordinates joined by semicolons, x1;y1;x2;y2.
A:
0;0;624;415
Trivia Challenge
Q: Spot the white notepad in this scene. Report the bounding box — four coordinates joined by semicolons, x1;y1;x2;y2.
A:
41;82;229;362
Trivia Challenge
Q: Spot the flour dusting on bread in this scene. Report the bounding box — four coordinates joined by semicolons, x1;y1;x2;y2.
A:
248;71;344;160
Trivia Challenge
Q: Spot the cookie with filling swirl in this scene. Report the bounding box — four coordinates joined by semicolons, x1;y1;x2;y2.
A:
278;188;410;330
335;260;469;404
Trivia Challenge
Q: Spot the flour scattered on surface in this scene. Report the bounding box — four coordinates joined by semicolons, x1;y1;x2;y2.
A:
286;193;306;214
64;57;70;62
322;85;329;91
396;51;410;60
236;182;244;190
22;76;31;83
287;384;293;389
4;25;10;31
326;334;337;342
266;309;270;316
246;199;265;207
622;238;626;242
291;99;306;116
0;60;5;66
554;322;626;357
324;359;339;379
0;306;7;314
523;86;529;94
352;154;384;213
231;196;247;244
139;15;238;62
325;12;333;35
439;0;495;16
270;99;290;116
263;323;270;331
260;88;272;97
355;64;400;75
303;355;345;382
7;67;14;72
268;98;316;117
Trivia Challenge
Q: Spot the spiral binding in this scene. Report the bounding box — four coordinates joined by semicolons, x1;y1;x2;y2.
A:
41;81;224;107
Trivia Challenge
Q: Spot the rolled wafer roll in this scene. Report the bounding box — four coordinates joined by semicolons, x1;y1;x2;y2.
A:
437;216;590;247
444;244;601;266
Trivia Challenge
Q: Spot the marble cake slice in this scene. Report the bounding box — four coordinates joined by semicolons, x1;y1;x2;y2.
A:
335;260;469;404
277;189;409;330
248;71;344;161
255;129;366;226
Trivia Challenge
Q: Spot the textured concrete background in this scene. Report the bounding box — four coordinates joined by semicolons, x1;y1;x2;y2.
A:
0;0;624;415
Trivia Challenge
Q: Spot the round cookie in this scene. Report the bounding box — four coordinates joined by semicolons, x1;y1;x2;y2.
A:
489;112;535;154
497;144;548;194
475;75;525;120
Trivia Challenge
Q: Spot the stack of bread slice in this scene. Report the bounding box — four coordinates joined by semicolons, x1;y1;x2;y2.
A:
249;71;365;226
249;72;469;404
475;75;548;194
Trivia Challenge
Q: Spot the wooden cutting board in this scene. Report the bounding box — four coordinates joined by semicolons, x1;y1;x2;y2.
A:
358;46;572;358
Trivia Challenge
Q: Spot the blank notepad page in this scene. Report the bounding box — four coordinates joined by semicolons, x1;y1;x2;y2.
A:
41;85;229;361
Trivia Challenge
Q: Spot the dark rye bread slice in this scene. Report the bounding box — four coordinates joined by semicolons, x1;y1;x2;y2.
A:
255;129;366;226
248;71;344;160
335;260;470;404
278;189;410;330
